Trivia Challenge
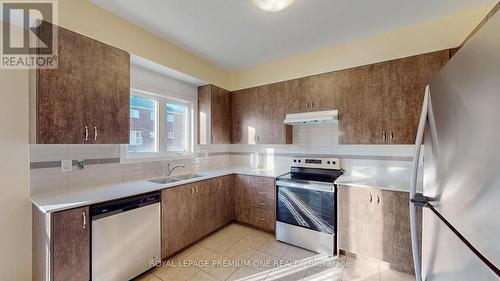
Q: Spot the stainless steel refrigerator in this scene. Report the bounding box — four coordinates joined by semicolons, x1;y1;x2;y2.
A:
409;10;500;281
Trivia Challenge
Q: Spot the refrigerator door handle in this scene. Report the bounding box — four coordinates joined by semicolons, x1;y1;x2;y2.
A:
410;85;430;281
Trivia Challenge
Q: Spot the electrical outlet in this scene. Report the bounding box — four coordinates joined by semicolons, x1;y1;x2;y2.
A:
61;160;72;172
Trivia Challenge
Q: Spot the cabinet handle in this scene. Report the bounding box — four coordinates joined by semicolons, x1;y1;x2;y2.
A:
311;101;314;108
85;126;89;141
390;131;394;142
218;179;222;189
195;185;199;195
260;217;265;221
94;126;98;141
82;211;86;229
377;194;380;204
369;193;373;203
382;131;387;142
257;191;265;195
191;186;195;195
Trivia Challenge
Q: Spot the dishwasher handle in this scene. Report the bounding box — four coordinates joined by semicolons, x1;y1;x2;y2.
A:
91;192;160;220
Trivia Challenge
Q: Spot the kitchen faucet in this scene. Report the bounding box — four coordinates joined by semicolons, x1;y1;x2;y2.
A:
166;162;185;176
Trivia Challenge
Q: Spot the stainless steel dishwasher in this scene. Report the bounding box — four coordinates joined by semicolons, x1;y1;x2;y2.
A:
91;192;161;281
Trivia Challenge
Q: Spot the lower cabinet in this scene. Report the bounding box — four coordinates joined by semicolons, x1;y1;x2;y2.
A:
161;176;234;259
33;206;90;281
338;185;422;274
234;175;275;232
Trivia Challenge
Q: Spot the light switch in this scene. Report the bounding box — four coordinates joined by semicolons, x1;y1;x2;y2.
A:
61;160;72;172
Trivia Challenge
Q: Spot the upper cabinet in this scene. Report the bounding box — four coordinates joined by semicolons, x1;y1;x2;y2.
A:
287;73;343;113
31;22;130;144
198;84;231;144
339;50;450;144
231;83;293;145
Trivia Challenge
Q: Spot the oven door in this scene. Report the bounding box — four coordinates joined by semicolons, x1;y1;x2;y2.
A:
276;180;335;235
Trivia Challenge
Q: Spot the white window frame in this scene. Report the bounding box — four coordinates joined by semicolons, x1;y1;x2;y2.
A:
122;89;194;163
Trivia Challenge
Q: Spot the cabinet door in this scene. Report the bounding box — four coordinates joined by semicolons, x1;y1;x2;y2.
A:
35;23;130;144
215;175;234;228
91;39;130;144
233;175;253;224
339;64;387;144
384;50;449;144
161;185;194;258
371;190;422;274
211;86;231;144
231;89;256;144
337;186;375;257
300;73;339;112
199;180;218;236
36;22;93;144
222;175;234;225
52;207;90;281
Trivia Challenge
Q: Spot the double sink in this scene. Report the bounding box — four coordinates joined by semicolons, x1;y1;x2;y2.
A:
148;173;205;184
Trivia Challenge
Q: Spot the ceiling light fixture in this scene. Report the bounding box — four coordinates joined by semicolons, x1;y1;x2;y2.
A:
253;0;295;12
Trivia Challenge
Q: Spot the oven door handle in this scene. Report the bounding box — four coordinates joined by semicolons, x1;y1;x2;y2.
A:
276;180;335;193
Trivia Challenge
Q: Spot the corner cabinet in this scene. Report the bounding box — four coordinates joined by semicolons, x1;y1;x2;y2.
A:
33;206;90;281
234;175;275;232
231;84;292;145
31;21;130;144
161;176;234;259
198;84;231;144
337;185;422;274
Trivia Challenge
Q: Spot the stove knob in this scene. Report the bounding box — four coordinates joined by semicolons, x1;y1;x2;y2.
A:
327;161;331;164
293;159;297;163
332;161;336;165
298;160;301;163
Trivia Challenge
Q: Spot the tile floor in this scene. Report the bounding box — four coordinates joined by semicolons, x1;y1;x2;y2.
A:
134;223;415;281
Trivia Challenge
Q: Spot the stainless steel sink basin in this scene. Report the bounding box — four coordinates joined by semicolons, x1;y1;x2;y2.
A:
172;173;205;180
149;178;182;184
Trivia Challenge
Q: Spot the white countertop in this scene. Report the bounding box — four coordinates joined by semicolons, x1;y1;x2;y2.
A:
334;175;423;193
30;167;287;213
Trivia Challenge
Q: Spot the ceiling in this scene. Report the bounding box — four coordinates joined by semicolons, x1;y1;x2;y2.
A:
92;0;493;70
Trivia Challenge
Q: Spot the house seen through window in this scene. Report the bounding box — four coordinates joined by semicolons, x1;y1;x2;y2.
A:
127;91;192;157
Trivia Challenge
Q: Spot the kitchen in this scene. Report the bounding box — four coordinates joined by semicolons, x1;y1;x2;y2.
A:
1;1;499;281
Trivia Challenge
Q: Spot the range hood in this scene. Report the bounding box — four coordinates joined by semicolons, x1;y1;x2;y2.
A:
283;110;338;125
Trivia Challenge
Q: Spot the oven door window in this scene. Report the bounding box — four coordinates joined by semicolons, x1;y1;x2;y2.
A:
277;185;334;234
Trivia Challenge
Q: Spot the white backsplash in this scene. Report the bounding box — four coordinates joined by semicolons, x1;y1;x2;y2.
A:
29;123;420;194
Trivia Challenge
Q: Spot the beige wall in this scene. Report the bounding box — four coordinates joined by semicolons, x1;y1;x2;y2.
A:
0;67;31;280
229;3;495;90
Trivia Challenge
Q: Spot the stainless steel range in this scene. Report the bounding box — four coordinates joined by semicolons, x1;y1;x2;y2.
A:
275;157;343;257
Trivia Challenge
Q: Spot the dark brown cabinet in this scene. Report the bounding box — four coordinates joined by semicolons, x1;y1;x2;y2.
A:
231;84;292;144
287;73;341;113
233;175;275;232
228;50;450;145
32;22;130;144
338;186;422;274
161;183;196;259
339;50;449;144
161;176;234;259
51;207;90;281
198;84;232;144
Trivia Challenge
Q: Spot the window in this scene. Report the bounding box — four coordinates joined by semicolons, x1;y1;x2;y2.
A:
126;90;192;159
129;131;143;145
165;102;189;152
128;96;157;153
130;109;140;119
